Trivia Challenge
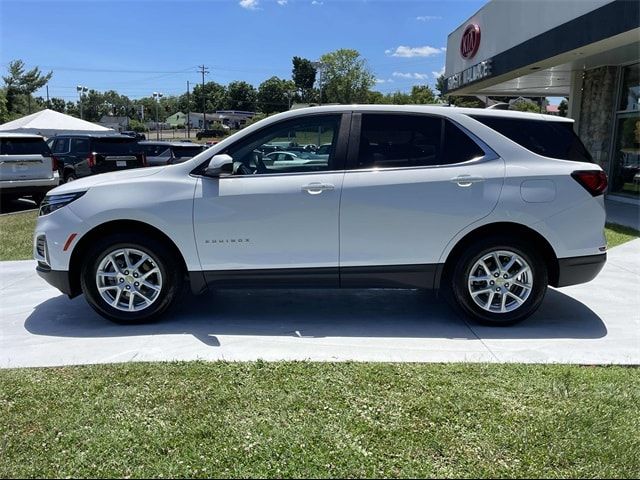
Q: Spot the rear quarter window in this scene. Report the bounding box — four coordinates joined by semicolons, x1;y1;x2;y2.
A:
470;115;593;163
0;138;50;156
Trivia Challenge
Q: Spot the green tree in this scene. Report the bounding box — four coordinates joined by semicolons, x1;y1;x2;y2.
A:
226;81;257;111
511;98;541;113
49;97;66;113
558;98;568;117
192;81;227;113
367;90;385;104
0;88;8;123
292;57;317;102
411;85;436;104
319;49;375;104
2;60;52;115
258;76;295;114
435;74;447;100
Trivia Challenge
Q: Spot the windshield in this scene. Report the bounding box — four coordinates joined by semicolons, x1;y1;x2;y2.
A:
0;138;50;155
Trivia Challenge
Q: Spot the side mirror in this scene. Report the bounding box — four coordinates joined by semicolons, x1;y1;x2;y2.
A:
204;154;233;177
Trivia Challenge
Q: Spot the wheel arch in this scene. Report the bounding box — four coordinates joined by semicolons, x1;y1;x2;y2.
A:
68;219;189;297
437;222;560;289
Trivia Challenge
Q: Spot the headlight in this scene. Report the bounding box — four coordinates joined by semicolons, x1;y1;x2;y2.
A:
39;191;86;216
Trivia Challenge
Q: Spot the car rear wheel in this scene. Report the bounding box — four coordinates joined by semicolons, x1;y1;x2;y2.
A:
81;233;183;323
450;237;548;325
64;172;77;183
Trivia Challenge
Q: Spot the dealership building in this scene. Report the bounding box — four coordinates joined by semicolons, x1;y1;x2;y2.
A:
444;0;640;204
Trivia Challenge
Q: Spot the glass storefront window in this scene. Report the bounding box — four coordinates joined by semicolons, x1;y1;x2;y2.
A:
619;63;640;112
610;113;640;198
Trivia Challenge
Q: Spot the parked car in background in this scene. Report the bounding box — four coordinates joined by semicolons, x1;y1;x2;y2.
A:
49;134;146;183
121;130;146;140
196;126;230;140
139;141;205;166
35;106;607;326
0;133;59;204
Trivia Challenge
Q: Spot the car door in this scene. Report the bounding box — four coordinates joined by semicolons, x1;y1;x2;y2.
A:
193;113;350;287
339;113;504;288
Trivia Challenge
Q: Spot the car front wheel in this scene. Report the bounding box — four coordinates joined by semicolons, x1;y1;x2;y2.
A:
80;234;183;323
450;237;548;325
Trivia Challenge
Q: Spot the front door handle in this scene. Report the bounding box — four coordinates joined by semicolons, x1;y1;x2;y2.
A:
301;182;335;194
450;175;485;187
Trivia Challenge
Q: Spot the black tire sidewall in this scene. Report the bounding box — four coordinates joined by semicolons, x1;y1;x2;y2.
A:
451;237;548;325
80;234;182;323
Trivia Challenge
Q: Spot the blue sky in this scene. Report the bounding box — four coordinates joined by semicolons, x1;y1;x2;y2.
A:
1;0;486;101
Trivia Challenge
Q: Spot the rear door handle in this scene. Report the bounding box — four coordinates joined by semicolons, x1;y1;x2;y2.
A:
301;182;335;194
450;175;485;187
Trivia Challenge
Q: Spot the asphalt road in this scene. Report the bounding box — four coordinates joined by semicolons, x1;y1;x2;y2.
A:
1;239;638;368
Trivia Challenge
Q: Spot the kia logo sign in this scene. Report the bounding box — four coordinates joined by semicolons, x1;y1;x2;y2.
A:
460;24;481;59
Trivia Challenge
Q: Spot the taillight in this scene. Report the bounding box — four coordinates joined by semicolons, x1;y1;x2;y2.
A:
51;156;59;171
571;170;608;196
87;152;96;168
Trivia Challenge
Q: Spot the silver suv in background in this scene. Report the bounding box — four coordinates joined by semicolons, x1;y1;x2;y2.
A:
0;133;59;205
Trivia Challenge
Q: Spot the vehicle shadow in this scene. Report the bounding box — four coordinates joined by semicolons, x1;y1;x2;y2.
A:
0;197;37;214
23;287;607;346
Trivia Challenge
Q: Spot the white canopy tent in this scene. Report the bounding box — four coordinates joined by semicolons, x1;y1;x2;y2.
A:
0;109;115;137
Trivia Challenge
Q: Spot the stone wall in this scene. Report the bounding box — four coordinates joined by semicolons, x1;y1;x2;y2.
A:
578;66;617;171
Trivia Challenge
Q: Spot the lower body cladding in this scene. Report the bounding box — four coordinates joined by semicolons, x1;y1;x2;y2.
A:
37;254;606;298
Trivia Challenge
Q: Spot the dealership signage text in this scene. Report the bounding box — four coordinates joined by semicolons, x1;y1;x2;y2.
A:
446;59;493;91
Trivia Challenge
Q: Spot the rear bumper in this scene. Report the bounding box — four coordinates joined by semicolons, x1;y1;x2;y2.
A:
0;175;59;195
36;264;77;297
555;253;606;287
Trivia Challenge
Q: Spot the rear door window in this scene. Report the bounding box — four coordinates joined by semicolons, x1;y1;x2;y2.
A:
355;114;485;169
0;137;50;155
52;138;70;154
469;115;593;162
70;138;90;155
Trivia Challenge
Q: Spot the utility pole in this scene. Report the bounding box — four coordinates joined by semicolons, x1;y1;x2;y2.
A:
186;80;191;139
199;64;209;131
153;92;163;140
46;85;50;109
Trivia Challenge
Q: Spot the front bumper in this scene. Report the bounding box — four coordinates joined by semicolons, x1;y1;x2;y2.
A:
556;253;607;287
36;264;77;297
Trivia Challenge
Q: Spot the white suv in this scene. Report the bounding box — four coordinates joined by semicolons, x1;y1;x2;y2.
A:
1;133;59;204
34;106;607;325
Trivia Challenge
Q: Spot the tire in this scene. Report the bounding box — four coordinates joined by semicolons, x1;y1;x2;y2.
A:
80;233;184;324
64;171;78;183
449;236;548;326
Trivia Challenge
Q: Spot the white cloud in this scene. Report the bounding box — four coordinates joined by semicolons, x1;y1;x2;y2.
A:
375;78;394;84
386;45;446;58
416;15;442;21
239;0;259;9
277;0;287;4
392;72;430;80
311;0;324;5
432;66;445;79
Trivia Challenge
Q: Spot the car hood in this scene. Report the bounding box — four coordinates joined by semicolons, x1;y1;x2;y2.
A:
48;167;165;195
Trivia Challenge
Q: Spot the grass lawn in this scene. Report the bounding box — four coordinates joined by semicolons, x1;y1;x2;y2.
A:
0;210;637;261
0;362;638;478
0;210;37;261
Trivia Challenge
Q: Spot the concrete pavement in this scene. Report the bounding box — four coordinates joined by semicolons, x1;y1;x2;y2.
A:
1;239;638;368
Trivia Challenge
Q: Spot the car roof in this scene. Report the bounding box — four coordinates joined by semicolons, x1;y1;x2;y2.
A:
0;132;45;139
51;133;136;139
272;104;574;123
139;141;200;147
